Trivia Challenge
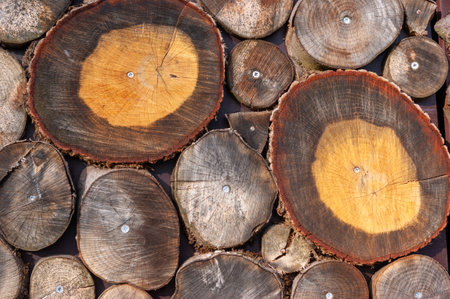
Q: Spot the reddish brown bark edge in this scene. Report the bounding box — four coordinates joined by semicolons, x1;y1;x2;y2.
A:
27;0;225;164
269;69;450;265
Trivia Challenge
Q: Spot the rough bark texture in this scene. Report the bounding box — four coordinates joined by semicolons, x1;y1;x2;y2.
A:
371;254;450;298
401;0;436;36
435;14;450;43
99;284;152;299
294;0;403;68
0;141;74;251
199;0;292;38
28;0;224;164
227;39;294;109
0;48;27;148
383;36;448;99
30;255;95;299
77;169;179;290
172;251;284;298
261;223;313;274
269;70;449;264
172;129;277;249
0;239;26;299
226;111;272;153
0;0;70;46
291;260;369;299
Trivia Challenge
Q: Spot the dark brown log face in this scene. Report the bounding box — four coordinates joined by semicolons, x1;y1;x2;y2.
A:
291;260;369;299
28;0;224;164
401;0;436;36
172;129;277;248
226;111;272;153
0;239;25;299
383;36;448;99
172;252;284;299
371;255;450;299
270;70;449;264
78;169;179;290
30;255;95;299
199;0;293;38
0;48;27;148
0;141;74;251
99;284;152;299
294;0;403;68
227;40;293;109
0;0;70;46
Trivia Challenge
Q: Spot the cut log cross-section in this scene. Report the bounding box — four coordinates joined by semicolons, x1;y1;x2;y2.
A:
270;70;449;264
0;239;25;299
99;284;152;299
0;141;74;251
172;252;284;299
291;261;369;299
371;255;450;299
77;168;179;290
435;14;450;44
30;255;95;299
172;129;277;248
294;0;403;68
28;0;224;163
383;36;448;99
0;48;27;148
401;0;436;36
199;0;293;38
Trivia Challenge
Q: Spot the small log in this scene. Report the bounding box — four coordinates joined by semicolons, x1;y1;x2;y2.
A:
383;36;448;99
29;255;95;299
0;141;74;251
226;111;272;153
172;251;284;298
0;48;27;148
28;0;224;163
77;168;179;290
227;40;294;109
291;260;369;299
294;0;403;68
270;70;449;264
371;255;450;298
0;239;26;299
199;0;293;38
261;223;313;274
172;129;277;248
401;0;436;36
99;284;152;299
435;14;450;43
0;0;71;46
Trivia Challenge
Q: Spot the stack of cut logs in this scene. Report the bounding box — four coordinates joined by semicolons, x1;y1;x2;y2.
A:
0;0;449;298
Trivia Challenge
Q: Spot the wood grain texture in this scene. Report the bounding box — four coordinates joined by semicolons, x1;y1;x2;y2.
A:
77;169;179;290
172;251;284;299
0;0;70;46
269;70;449;264
401;0;436;36
0;141;74;251
294;0;403;68
383;36;448;99
261;223;313;274
172;129;277;248
227;39;294;109
0;48;27;148
99;284;152;299
30;255;95;299
226;111;272;153
199;0;293;38
28;0;224;163
435;14;450;43
0;239;25;299
371;255;450;299
291;260;369;299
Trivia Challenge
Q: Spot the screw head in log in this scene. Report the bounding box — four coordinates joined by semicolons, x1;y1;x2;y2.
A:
28;0;224;164
294;0;403;68
383;36;448;99
270;70;449;264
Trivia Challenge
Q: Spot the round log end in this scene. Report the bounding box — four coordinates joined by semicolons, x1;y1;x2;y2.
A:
99;284;152;299
434;14;450;44
0;239;26;299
